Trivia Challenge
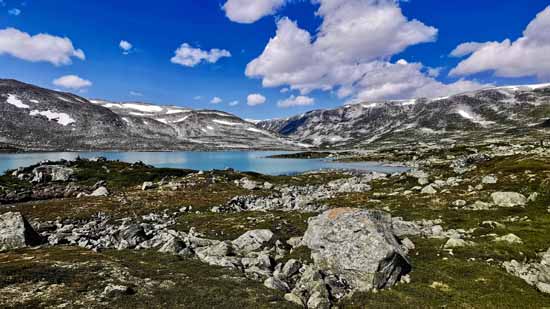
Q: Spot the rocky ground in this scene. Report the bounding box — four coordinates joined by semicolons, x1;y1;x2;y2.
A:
1;142;550;308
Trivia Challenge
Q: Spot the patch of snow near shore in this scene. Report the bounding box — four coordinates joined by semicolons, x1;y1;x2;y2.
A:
30;110;75;126
6;94;29;109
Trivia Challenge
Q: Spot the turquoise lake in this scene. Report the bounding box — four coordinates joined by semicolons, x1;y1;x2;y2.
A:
0;151;409;175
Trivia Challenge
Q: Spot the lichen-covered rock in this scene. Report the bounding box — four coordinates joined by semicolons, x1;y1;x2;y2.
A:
0;212;43;250
302;208;411;292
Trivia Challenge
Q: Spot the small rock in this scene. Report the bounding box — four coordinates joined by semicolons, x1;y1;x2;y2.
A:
495;233;523;244
232;229;275;254
482;175;498;184
264;277;290;292
421;185;437;195
90;186;109;197
142;182;156;191
102;284;133;298
444;238;473;249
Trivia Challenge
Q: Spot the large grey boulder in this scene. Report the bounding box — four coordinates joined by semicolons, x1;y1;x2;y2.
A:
302;208;410;292
0;212;43;250
491;192;527;207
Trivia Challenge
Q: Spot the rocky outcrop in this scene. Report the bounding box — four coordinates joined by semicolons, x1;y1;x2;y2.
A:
504;248;550;294
0;212;43;250
302;208;411;292
31;165;75;183
228;174;383;213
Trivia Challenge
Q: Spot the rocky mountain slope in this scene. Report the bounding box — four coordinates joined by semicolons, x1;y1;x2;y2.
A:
258;84;550;148
0;79;303;151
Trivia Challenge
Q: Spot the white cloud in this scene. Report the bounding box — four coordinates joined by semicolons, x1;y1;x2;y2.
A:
247;93;266;106
450;6;550;79
52;75;92;90
8;8;21;16
228;100;239;106
243;0;478;102
0;27;85;65
210;96;223;104
280;87;290;93
119;40;133;54
171;43;231;67
427;67;442;77
277;95;315;108
222;0;287;24
194;96;202;100
130;91;143;97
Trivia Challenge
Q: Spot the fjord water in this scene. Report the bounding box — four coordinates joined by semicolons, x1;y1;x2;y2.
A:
0;151;408;175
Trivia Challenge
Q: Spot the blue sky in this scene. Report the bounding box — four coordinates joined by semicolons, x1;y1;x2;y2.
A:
0;0;549;120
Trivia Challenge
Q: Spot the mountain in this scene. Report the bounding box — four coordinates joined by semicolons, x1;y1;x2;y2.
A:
258;84;550;148
0;79;305;151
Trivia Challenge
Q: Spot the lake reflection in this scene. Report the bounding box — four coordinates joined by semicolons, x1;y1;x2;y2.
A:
0;151;409;176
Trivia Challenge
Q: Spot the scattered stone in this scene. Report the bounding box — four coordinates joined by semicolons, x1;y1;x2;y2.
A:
102;284;133;298
452;200;467;207
480;221;505;229
264;277;290;292
421;185;437;195
491;192;527;208
444;238;474;249
142;181;156;191
90;186;109;197
232;229;275;254
482;175;498;184
495;233;523;244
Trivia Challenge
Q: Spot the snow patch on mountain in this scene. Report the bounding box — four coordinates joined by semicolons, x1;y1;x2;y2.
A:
213;119;242;126
6;94;29;109
30;110;76;126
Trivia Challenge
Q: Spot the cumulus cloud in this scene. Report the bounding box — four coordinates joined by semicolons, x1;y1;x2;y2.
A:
52;75;92;90
247;93;266;106
171;43;231;67
129;91;143;97
0;27;85;65
244;0;480;102
222;0;287;23
210;96;223;104
8;8;21;16
228;100;239;106
277;95;315;108
119;40;133;54
450;6;550;79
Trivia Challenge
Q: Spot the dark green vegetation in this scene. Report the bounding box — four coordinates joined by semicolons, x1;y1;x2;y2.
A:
0;247;298;308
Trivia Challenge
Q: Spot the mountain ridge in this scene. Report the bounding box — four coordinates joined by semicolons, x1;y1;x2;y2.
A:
0;79;306;151
258;83;550;148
